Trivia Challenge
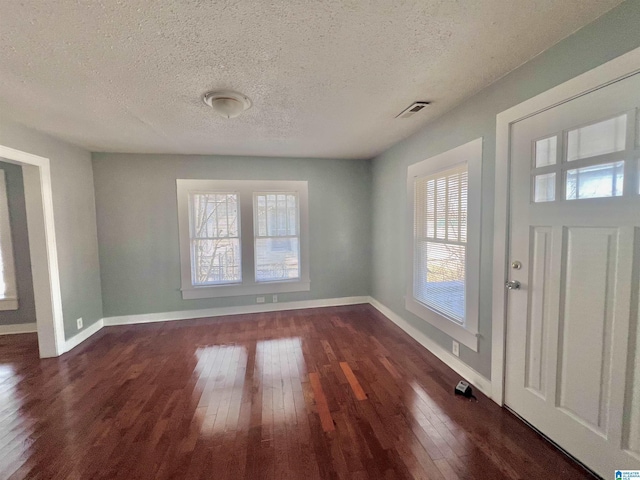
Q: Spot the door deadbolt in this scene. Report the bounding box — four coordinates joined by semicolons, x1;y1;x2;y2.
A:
511;261;522;270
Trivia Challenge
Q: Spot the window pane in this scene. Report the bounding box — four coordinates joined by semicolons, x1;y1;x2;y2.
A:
287;194;297;235
417;168;467;242
426;179;435;238
566;161;624;200
192;193;238;238
535;136;557;167
414;164;467;324
255;238;300;281
414;241;465;323
567;115;626;162
277;194;287;236
447;174;460;241
534;173;556;202
257;194;267;236
459;174;467;243
254;192;300;282
256;193;299;238
436;176;446;239
192;238;241;285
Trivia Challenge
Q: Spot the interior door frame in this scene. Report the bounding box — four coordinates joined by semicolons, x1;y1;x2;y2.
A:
491;46;640;406
0;144;65;358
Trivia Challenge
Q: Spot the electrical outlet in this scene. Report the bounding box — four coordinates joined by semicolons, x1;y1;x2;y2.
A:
272;295;278;303
452;340;460;357
256;296;265;304
76;317;83;330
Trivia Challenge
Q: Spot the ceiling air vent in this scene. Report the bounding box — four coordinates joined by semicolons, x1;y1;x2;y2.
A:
396;101;431;118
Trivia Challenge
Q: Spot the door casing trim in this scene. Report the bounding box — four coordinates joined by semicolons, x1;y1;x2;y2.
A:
0;145;65;357
491;46;640;405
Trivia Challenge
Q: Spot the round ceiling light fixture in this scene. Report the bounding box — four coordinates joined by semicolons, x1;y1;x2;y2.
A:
203;90;252;119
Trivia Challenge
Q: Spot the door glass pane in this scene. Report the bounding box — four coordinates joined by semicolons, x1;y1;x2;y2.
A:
565;161;624;200
567;115;626;162
535;136;557;167
534;173;556;203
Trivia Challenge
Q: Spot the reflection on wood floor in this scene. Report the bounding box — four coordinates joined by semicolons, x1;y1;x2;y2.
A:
0;305;593;479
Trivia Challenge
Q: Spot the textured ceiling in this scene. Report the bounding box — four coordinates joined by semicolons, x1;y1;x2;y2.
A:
0;0;623;159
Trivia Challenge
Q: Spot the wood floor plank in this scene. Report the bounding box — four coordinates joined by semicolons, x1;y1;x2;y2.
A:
0;305;595;480
308;372;335;433
339;362;368;401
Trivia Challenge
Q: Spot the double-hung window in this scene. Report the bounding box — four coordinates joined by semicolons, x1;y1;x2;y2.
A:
177;180;309;299
190;192;241;285
406;139;482;351
254;192;301;282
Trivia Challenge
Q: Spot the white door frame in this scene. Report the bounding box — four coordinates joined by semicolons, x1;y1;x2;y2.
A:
0;144;64;358
491;46;640;405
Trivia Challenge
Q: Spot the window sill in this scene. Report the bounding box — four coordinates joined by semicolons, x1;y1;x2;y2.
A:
181;280;311;299
0;297;19;311
405;297;478;352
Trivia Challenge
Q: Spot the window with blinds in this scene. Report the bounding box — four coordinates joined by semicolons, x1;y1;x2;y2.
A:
190;192;241;285
254;193;300;282
413;164;468;324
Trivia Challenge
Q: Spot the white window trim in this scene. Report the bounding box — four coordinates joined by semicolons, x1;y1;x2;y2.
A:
405;138;482;351
0;169;18;311
177;179;310;299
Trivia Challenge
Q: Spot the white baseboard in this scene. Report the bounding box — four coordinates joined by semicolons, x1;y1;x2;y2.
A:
0;322;37;335
62;319;104;354
368;297;493;399
104;296;370;326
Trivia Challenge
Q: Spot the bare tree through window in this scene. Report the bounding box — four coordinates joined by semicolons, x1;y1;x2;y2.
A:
191;193;241;284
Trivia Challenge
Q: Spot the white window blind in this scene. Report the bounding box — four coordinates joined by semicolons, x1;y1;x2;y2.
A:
413;164;468;324
190;192;241;285
254;193;300;282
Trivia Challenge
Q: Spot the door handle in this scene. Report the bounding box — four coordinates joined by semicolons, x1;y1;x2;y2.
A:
505;280;521;290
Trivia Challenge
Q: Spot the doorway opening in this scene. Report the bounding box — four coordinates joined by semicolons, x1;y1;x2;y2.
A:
0;145;64;358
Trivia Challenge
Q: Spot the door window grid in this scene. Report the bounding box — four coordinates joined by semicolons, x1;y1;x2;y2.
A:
531;109;640;202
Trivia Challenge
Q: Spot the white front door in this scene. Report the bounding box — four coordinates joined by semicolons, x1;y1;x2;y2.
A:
505;72;640;478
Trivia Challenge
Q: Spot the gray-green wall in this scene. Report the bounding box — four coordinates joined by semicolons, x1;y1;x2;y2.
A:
1;1;637;375
0;161;36;326
0;118;103;340
92;154;371;317
370;0;640;379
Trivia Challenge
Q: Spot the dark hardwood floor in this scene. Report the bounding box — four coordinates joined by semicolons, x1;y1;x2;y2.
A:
0;305;593;479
